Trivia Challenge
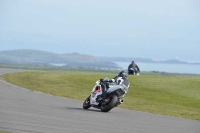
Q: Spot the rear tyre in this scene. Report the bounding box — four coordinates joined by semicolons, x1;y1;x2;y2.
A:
83;95;91;109
101;95;118;112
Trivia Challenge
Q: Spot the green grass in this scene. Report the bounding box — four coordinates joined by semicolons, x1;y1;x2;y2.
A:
2;71;200;120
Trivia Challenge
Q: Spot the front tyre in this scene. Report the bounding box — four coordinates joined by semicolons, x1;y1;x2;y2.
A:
83;95;91;109
101;95;118;112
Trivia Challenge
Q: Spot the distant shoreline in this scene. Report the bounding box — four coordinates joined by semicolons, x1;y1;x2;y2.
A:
114;61;200;75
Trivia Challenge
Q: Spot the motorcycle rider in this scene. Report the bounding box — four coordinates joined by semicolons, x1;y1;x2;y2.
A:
128;61;140;75
101;71;130;104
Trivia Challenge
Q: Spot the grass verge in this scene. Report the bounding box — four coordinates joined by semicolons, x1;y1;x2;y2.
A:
2;71;200;120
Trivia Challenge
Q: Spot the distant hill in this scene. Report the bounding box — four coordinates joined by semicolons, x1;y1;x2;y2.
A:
0;49;199;69
0;49;119;69
0;49;60;64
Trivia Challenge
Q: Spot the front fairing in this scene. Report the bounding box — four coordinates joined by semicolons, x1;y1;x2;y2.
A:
90;81;102;105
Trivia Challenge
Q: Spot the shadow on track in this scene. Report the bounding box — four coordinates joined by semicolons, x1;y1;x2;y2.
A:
65;107;101;112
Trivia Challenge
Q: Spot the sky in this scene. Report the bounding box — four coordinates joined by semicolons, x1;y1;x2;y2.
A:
0;0;200;62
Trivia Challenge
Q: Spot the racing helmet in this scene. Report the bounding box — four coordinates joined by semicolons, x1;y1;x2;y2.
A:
118;71;127;78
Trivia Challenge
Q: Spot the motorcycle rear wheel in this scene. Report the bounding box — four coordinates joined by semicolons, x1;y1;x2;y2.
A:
101;95;118;112
83;95;91;109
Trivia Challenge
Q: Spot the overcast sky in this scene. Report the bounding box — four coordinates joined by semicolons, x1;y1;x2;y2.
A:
0;0;200;61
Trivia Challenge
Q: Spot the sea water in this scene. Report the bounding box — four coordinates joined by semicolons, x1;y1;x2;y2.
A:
114;62;200;74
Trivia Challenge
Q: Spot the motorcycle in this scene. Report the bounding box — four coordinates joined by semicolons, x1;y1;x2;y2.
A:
83;77;129;112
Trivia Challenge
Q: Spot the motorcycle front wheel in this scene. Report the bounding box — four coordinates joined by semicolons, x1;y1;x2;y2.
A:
101;95;118;112
83;95;91;109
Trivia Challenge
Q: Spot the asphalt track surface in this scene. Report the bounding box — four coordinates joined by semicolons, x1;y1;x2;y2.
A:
0;68;199;133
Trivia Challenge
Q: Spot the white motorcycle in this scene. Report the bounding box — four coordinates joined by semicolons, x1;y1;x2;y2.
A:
83;77;129;112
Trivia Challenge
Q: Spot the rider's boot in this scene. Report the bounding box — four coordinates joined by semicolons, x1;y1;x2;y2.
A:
101;92;110;104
